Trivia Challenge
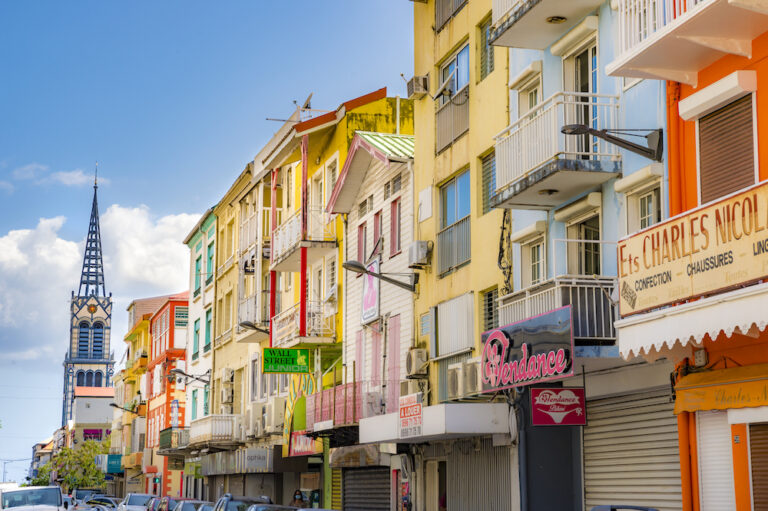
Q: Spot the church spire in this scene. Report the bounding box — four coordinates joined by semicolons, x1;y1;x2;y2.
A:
78;166;106;297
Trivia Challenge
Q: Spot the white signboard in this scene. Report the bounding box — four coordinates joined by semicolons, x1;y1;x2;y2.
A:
399;392;423;439
361;258;380;324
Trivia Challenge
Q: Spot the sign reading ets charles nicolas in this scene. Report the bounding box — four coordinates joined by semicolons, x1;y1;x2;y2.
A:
618;181;768;316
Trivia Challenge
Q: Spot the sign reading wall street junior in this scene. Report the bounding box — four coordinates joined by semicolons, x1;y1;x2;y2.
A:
263;348;310;374
480;307;574;392
618;181;768;316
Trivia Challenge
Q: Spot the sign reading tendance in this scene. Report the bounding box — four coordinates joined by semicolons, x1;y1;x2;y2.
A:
480;307;574;393
263;348;310;374
618;180;768;316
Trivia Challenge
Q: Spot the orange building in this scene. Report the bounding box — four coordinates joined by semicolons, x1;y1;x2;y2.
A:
145;292;189;497
609;2;768;509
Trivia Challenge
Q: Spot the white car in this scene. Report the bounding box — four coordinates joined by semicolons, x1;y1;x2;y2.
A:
0;486;68;511
116;494;154;511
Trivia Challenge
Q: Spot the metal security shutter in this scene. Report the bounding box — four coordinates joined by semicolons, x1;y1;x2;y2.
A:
343;468;390;511
447;438;512;511
584;389;682;511
697;410;736;510
699;93;754;203
750;423;768;510
331;468;343;510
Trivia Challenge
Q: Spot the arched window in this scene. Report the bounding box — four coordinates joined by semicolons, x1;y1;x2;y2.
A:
94;372;103;387
76;371;85;387
92;322;104;359
85;371;94;387
78;322;90;357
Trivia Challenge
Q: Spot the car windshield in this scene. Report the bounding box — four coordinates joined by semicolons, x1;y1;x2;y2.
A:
226;501;261;511
181;504;198;511
127;496;152;506
165;500;177;511
198;505;212;511
74;491;94;500
2;488;61;508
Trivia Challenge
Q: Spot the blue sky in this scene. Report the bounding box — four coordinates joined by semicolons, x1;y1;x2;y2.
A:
0;1;413;483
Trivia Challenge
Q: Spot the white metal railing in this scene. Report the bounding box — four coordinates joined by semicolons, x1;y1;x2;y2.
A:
189;414;243;445
239;213;258;254
616;0;710;57
436;87;470;154
492;0;524;27
499;239;618;341
494;92;619;193
272;301;335;348
262;207;281;241
437;216;471;275
238;295;257;326
217;255;234;276
271;207;335;263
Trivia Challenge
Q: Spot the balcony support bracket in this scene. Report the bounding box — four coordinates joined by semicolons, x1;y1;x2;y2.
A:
677;35;752;58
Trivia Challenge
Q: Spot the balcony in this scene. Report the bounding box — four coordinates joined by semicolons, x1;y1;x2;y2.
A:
271;207;336;272
306;383;386;445
437;216;471;276
237;291;271;343
272;301;335;349
158;427;189;452
436;87;469;154
189;414;244;448
499;275;617;344
492;92;620;210
121;451;142;469
607;0;768;85
491;0;605;49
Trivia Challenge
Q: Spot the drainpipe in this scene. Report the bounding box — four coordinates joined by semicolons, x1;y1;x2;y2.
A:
667;81;683;216
678;412;693;511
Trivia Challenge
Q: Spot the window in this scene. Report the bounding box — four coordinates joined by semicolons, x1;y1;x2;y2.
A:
203;385;209;416
373;211;382;255
76;371;85;386
193;319;200;359
327;160;338;204
92;322;104;359
327;257;337;298
564;40;599;156
194;257;202;293
436;0;467;32
481;152;496;214
518;77;541;119
440;170;471;229
358;195;373;218
225;292;233;331
191;389;198;420
94;371;103;387
206;242;215;284
639;188;661;229
439;45;470;106
698;94;755;203
204;309;212;351
85;371;94;387
438;169;471;274
530;241;544;285
567;215;601;275
481;288;499;332
251;356;260;402
358;223;367;263
175;307;188;328
390;198;401;256
480;17;495;80
78;322;90;358
226;221;234;260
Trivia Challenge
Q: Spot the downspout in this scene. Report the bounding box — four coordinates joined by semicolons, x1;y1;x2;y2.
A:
667;81;683;216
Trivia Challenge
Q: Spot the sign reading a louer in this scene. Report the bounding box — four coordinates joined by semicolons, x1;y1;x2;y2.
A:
618;180;768;316
263;348;310;374
399;392;423;439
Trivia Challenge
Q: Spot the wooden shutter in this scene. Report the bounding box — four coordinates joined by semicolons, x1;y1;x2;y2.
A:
699;94;754;203
750;423;768;510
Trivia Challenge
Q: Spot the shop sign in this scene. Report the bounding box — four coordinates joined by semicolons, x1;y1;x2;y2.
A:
361;258;380;324
399;393;423;439
289;430;322;456
618;180;768;316
480;306;574;392
244;447;273;473
106;454;123;474
530;388;586;426
263;348;310;374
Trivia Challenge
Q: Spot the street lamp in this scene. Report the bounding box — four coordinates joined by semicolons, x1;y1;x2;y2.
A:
342;260;419;293
560;124;663;161
109;403;139;414
238;321;269;335
168;368;211;385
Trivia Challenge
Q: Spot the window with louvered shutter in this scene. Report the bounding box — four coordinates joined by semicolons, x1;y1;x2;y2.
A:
481;151;496;214
699;94;755;204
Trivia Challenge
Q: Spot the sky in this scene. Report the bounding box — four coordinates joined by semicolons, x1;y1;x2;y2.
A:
0;1;413;483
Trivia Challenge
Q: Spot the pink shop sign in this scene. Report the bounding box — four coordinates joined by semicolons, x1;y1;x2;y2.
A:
530;387;586;426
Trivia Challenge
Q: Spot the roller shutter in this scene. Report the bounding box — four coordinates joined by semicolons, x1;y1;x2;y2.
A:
699;94;754;204
331;468;343;510
584;389;682;511
697;410;735;510
750;423;768;510
343;467;390;511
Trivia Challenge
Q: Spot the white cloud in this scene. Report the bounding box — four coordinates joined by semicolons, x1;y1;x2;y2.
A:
0;181;13;193
13;162;48;180
48;169;91;186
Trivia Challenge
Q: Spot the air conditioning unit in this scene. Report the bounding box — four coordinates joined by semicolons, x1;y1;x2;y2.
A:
221;387;234;404
408;241;432;269
406;348;428;378
400;379;421;397
220;404;233;415
266;397;286;434
248;405;265;437
407;75;429;100
363;392;385;418
463;358;482;396
447;363;464;400
221;367;235;383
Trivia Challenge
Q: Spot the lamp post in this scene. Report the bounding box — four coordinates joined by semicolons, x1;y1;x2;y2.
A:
560;124;663;161
342;260;419;293
168;368;211;385
238;321;269;335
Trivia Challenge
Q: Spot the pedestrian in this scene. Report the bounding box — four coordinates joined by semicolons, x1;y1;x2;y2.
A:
289;490;305;508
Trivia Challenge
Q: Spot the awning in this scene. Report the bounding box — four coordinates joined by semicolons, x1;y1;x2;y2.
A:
616;281;768;360
674;363;768;414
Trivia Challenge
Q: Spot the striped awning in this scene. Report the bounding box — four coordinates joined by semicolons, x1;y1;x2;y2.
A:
356;131;415;159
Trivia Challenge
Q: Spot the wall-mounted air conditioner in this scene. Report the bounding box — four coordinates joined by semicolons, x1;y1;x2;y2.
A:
463;357;482;396
406;348;428;378
266;397;286;433
220;387;234;404
447;363;464;401
407;75;429;100
221;367;235;383
408;241;432;269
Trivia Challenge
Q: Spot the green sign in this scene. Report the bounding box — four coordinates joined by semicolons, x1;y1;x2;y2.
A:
263;348;310;374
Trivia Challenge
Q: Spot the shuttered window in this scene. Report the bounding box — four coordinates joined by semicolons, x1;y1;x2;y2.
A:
750;423;768;510
481;151;497;214
481;288;498;332
480;17;495;80
699;94;755;204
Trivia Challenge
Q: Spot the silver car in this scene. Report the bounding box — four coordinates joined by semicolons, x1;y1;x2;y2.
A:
0;486;68;511
116;494;154;511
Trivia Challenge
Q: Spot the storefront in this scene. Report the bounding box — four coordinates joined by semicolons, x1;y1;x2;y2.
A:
330;445;393;511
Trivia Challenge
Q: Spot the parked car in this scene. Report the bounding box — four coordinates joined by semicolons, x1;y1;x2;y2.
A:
117;494;155;511
146;498;162;511
212;494;273;511
63;496;74;509
172;500;209;511
73;490;102;507
195;503;213;511
84;496;120;511
0;486;68;511
244;506;298;511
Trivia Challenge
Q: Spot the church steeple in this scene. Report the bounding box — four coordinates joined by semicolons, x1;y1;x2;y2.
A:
77;172;106;297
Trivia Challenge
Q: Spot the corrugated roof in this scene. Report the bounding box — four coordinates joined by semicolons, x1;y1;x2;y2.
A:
356;131;415;160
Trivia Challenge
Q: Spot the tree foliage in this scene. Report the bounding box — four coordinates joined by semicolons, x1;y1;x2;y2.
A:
28;462;52;486
52;440;108;492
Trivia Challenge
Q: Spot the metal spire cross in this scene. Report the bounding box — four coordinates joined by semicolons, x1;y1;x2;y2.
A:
77;162;106;297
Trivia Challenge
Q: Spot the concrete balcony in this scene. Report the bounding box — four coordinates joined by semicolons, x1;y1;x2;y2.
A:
491;0;605;49
270;207;336;272
189;414;245;449
492;92;620;210
306;383;386;445
236;291;271;343
272;301;336;349
158;427;189;452
499;274;617;344
607;0;768;85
